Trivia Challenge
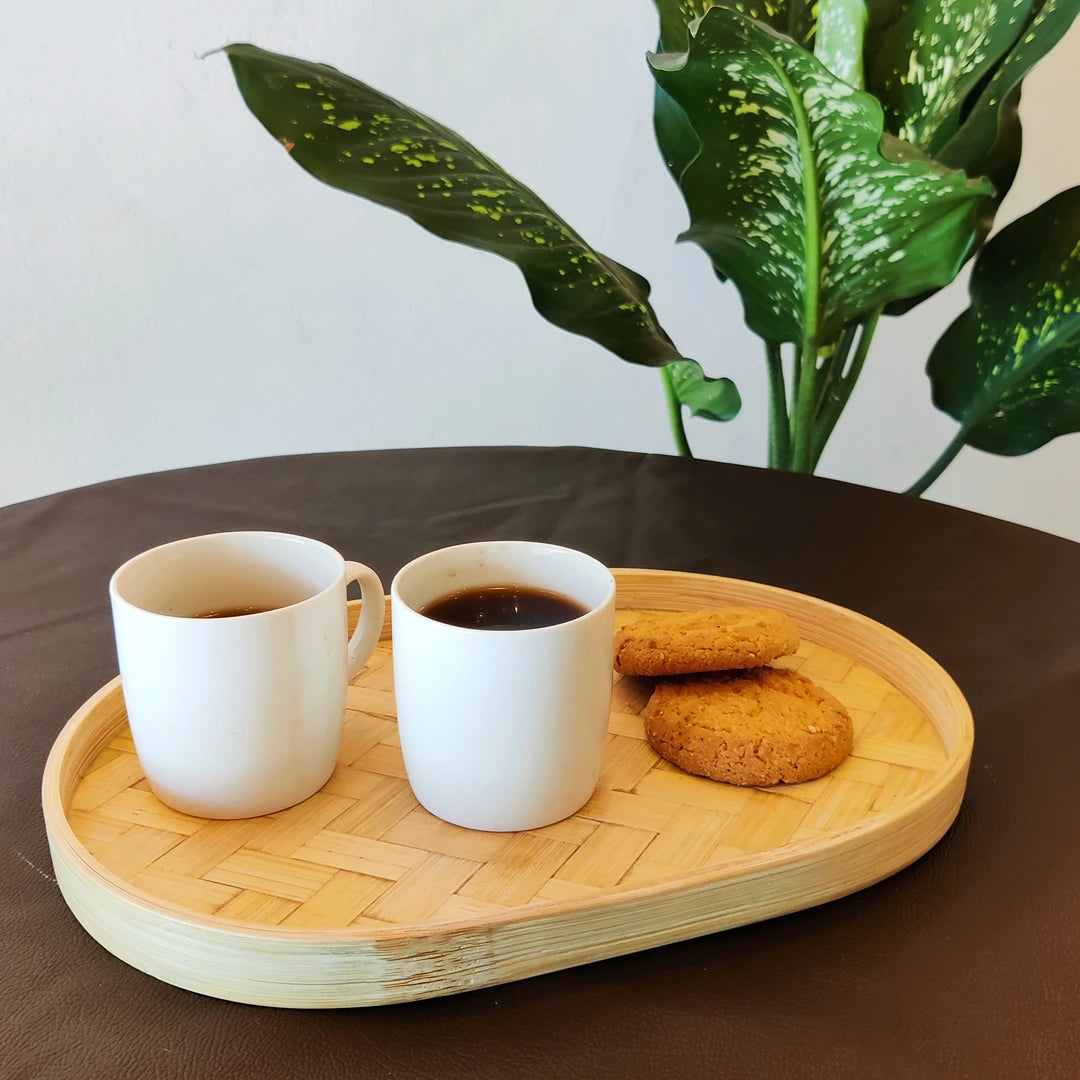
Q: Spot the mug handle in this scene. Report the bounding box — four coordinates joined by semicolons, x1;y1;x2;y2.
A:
344;561;386;680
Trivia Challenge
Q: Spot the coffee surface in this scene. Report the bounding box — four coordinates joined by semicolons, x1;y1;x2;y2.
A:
195;605;277;619
421;584;587;630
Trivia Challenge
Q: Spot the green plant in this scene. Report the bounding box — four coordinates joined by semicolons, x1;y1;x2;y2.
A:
220;1;1080;492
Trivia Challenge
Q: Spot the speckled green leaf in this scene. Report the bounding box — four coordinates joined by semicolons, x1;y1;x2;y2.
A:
648;7;993;346
880;0;1077;316
866;0;1033;154
928;186;1080;455
667;359;741;420
224;43;685;370
651;0;865;284
651;1;818;193
652;0;816;52
816;0;868;87
882;86;1022;318
937;0;1079;174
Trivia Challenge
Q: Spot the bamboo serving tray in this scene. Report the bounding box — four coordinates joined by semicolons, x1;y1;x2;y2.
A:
43;569;973;1008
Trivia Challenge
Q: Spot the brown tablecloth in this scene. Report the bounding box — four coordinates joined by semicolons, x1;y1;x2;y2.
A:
3;447;1078;1079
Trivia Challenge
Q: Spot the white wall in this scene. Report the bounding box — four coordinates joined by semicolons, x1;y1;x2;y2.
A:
3;2;1079;539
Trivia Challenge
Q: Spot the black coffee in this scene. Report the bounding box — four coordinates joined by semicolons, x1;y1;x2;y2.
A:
195;605;277;619
421;584;588;630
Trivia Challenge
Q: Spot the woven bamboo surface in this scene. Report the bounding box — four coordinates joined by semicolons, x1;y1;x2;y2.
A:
43;569;973;1007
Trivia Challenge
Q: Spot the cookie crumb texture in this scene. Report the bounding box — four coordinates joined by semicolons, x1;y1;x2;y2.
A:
643;668;854;786
614;607;800;676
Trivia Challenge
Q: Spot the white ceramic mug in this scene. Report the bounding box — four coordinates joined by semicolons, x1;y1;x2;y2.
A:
391;540;616;832
109;531;384;819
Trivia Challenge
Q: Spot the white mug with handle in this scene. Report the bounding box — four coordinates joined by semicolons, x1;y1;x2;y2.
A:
110;531;384;819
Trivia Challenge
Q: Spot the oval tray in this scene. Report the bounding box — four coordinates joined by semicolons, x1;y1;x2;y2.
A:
43;568;973;1008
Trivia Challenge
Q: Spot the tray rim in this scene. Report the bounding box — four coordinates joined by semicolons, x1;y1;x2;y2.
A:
42;568;974;1005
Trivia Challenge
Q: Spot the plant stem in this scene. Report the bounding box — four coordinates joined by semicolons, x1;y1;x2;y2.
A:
812;306;882;470
765;342;792;469
842;306;879;387
791;339;819;471
789;350;802;448
813;323;858;419
907;428;967;496
661;364;693;457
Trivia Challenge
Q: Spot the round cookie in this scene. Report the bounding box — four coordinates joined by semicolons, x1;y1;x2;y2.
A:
642;668;853;786
613;607;800;676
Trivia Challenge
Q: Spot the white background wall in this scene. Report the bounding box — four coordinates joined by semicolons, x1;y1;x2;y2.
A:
3;1;1078;539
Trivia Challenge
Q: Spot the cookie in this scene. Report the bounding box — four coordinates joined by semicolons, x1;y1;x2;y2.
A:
642;668;853;786
613;607;800;676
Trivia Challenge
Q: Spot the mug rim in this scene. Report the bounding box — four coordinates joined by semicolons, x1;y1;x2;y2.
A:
390;539;616;635
109;530;347;621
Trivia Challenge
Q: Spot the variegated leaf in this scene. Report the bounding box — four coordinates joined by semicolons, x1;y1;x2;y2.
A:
882;86;1022;317
648;7;993;345
866;0;1033;154
816;0;868;87
224;44;688;370
667;359;741;420
928;186;1080;455
652;0;816;52
880;0;1077;316
651;0;819;189
938;0;1079;174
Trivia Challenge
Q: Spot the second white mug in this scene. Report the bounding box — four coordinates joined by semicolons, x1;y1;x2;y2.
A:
391;540;616;832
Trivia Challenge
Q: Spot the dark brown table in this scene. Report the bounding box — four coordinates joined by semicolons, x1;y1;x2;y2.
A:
3;447;1078;1079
